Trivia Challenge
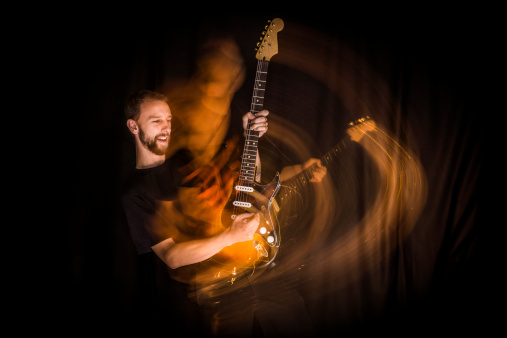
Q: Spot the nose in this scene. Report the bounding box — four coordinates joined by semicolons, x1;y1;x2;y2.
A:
162;120;171;133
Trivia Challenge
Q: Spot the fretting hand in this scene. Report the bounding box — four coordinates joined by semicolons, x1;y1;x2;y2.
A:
302;158;327;182
243;110;269;138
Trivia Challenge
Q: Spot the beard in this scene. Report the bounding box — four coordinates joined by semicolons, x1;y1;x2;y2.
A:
139;128;170;156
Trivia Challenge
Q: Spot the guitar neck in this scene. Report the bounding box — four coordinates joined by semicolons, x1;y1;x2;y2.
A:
240;59;270;183
250;59;269;115
285;139;348;190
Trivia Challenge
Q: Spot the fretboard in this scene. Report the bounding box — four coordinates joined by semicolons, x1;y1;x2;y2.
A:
279;139;348;199
240;59;269;183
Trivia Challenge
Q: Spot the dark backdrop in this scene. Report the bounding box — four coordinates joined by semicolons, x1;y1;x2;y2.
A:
64;10;496;335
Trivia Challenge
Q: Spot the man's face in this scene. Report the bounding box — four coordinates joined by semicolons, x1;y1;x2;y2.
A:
136;100;172;155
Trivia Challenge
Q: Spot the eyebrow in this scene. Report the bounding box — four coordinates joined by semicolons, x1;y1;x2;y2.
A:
147;114;172;120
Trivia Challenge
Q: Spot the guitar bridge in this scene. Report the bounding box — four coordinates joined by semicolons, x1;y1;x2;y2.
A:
252;241;268;257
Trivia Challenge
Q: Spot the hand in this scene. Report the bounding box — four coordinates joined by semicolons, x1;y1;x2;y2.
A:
303;158;327;182
242;110;269;138
228;213;259;243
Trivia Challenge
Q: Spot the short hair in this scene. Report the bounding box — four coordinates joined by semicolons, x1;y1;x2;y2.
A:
124;89;169;121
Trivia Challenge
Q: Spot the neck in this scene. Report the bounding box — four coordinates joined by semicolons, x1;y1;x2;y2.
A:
136;153;165;169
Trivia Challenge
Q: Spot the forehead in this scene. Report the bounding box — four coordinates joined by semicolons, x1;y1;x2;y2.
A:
139;99;172;119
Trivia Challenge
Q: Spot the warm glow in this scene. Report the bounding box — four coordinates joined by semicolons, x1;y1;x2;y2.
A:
150;29;428;304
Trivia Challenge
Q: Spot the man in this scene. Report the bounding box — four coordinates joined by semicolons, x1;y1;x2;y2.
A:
121;89;326;335
123;89;269;267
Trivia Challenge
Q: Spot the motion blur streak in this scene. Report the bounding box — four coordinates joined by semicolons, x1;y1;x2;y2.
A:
180;118;427;306
300;119;427;297
151;28;427;306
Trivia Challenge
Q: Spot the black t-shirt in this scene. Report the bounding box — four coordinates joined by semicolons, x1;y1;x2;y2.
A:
121;149;194;255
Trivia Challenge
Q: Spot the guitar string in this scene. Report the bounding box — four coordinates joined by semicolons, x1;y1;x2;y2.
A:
237;59;267;211
235;59;273;261
278;139;347;202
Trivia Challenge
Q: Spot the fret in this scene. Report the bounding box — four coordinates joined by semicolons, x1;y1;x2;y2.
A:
240;173;255;179
238;59;270;183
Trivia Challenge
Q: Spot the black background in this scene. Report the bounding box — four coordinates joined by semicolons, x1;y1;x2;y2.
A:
50;9;498;335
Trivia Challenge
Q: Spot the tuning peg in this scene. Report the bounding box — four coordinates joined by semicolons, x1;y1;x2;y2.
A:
262;31;266;35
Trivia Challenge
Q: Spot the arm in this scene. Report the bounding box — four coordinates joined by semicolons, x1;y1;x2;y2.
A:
152;212;260;269
280;158;327;183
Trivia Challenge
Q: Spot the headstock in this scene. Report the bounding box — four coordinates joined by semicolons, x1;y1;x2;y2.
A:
255;18;284;61
347;116;377;142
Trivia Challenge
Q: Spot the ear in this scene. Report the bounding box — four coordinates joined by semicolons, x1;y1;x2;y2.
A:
127;119;139;135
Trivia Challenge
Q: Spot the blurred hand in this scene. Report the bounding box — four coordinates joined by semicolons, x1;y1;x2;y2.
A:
303;158;327;182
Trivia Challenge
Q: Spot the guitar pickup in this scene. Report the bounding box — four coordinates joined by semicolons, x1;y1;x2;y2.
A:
233;201;252;208
235;185;254;192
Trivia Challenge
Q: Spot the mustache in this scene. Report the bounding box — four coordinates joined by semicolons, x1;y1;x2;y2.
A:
155;132;170;138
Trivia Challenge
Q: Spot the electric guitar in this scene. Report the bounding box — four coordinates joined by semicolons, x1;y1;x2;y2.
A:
190;18;284;285
272;117;376;218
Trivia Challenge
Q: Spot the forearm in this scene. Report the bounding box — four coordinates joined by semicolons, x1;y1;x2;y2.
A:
154;230;234;269
280;164;303;182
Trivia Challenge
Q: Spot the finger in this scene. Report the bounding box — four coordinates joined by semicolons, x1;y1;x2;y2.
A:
245;213;260;227
256;121;268;130
236;212;255;222
243;112;256;130
250;121;268;132
254;110;269;118
303;158;318;170
250;116;268;126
